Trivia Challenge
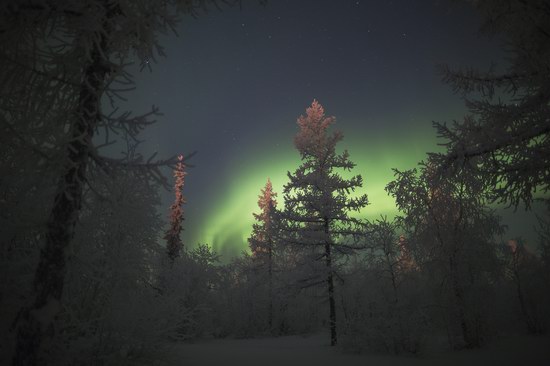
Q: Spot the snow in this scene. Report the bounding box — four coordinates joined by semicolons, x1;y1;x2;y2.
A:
168;333;550;366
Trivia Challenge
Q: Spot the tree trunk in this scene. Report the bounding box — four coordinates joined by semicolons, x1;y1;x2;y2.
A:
512;256;538;334
387;249;407;353
449;254;477;349
268;239;273;331
12;26;109;366
324;218;337;346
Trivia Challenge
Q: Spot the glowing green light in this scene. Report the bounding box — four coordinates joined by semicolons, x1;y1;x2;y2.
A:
201;146;299;258
198;123;438;260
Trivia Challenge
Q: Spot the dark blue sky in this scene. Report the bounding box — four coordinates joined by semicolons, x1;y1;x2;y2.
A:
120;0;539;258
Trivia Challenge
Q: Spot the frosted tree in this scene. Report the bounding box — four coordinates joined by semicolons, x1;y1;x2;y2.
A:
165;155;187;261
387;158;503;349
370;218;410;352
281;100;369;346
248;178;278;330
0;1;237;365
342;217;425;354
60;167;177;365
432;0;550;208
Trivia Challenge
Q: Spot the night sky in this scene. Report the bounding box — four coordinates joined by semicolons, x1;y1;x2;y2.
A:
121;0;536;259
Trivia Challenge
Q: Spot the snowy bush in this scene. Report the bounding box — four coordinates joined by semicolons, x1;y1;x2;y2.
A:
340;259;428;354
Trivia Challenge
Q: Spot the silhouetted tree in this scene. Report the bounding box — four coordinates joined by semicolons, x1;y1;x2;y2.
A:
433;0;550;208
281;100;369;346
0;1;230;364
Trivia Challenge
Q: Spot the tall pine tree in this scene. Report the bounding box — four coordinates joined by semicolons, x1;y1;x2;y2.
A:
165;155;187;260
248;178;278;330
282;100;368;346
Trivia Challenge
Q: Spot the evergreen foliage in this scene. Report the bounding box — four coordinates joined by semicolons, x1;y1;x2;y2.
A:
281;100;369;346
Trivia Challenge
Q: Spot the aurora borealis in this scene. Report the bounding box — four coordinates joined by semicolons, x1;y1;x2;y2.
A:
199;123;441;259
5;1;550;363
121;0;537;259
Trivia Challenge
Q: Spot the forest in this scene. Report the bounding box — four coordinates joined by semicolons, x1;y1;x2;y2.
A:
1;0;549;365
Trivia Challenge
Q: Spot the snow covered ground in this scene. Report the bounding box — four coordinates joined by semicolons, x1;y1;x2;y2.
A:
168;333;550;366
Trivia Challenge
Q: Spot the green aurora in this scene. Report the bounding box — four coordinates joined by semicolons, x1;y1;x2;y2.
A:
197;121;441;259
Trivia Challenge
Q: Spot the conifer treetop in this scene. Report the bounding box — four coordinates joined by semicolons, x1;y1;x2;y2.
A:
283;100;369;246
249;178;278;258
255;178;278;223
295;99;342;159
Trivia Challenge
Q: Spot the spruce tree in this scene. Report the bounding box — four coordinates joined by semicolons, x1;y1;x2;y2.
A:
165;155;187;261
164;155;187;261
248;178;278;330
282;100;368;346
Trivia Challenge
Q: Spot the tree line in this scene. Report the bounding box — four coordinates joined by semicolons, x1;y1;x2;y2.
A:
215;98;549;352
1;0;549;365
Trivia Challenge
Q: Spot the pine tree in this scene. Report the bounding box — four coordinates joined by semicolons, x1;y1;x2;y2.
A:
248;178;278;330
165;155;187;261
282;100;368;346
